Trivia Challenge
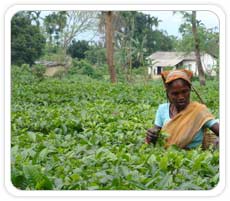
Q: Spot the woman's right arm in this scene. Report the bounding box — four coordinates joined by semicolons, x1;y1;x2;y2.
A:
146;103;165;144
145;125;161;144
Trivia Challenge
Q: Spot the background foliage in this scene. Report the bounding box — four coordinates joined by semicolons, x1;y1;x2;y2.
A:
11;12;46;66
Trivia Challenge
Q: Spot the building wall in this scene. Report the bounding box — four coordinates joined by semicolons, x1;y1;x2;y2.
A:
182;55;217;76
182;60;197;76
179;54;217;76
201;53;217;76
147;53;217;77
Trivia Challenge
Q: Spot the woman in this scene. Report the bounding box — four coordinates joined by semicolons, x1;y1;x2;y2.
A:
145;69;219;149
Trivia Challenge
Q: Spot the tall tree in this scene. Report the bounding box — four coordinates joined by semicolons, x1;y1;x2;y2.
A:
62;11;98;49
105;11;117;83
98;11;174;81
175;11;207;86
11;12;46;66
44;12;67;46
132;35;147;67
117;11;173;66
191;11;205;86
43;11;97;53
176;21;219;58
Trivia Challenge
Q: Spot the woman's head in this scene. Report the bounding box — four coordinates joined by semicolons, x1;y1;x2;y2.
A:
166;78;191;111
161;69;193;111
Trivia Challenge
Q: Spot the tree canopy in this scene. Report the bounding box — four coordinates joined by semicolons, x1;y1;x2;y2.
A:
67;40;90;59
11;12;46;66
176;12;219;58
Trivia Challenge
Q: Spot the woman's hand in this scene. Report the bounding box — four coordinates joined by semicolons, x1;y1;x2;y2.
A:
210;122;219;136
145;126;161;144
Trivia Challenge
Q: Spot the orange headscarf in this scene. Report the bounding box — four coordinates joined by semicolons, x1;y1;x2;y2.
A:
161;69;193;86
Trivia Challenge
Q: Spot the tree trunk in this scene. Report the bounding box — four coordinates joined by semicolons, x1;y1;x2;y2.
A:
105;11;117;83
191;11;206;86
128;47;132;82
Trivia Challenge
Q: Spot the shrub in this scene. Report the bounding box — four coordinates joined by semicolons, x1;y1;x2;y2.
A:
31;64;46;80
21;64;31;72
11;64;36;85
67;59;102;79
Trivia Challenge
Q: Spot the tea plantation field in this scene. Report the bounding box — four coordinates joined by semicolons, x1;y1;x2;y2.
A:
11;67;219;190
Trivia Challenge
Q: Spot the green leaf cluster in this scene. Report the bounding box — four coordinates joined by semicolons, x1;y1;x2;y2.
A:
11;12;46;66
11;68;219;190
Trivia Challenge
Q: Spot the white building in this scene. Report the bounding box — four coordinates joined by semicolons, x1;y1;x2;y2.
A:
146;51;217;77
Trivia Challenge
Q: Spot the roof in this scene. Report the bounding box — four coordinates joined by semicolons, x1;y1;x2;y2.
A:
146;51;197;67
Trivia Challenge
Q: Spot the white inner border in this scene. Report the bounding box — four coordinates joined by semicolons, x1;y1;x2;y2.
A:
5;4;226;197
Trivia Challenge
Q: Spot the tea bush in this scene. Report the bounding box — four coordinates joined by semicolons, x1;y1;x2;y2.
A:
11;68;220;190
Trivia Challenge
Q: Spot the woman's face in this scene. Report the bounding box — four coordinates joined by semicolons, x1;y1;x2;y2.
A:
167;79;191;111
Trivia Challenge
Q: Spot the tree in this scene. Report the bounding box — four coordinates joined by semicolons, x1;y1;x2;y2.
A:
43;11;97;55
85;46;106;66
43;11;67;46
97;11;174;81
26;11;42;27
11;12;46;66
67;40;90;59
105;11;117;83
62;11;98;49
175;11;208;86
205;27;219;58
191;11;205;86
176;22;219;57
132;35;147;67
117;11;173;66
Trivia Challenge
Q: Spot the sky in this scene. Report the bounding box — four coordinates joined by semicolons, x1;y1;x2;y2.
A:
141;10;219;37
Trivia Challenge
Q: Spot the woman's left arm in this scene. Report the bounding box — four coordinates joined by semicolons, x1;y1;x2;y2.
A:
209;122;219;136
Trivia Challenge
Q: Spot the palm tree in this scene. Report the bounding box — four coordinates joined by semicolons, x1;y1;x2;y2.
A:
132;35;147;67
